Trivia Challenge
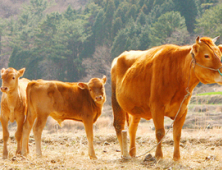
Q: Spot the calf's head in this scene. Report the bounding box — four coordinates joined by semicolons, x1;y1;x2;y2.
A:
1;68;25;93
78;76;107;104
190;36;222;85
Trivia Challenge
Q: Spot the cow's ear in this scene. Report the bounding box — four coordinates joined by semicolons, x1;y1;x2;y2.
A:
102;75;107;84
78;82;88;89
18;68;26;77
191;44;200;55
1;68;5;75
218;45;222;53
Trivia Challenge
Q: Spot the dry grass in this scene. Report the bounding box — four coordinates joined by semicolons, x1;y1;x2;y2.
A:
0;117;222;170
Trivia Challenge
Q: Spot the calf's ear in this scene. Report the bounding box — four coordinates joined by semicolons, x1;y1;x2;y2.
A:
18;68;26;77
1;68;5;75
218;45;222;53
78;82;88;89
102;75;107;84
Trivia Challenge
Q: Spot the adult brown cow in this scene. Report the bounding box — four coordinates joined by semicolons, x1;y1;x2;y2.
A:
1;67;30;159
22;76;106;159
111;36;222;161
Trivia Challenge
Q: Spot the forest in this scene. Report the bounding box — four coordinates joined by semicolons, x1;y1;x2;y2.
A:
0;0;221;82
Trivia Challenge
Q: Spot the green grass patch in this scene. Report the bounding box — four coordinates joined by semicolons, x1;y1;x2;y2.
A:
197;91;222;96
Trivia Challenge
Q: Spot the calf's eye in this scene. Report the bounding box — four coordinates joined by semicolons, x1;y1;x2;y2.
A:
204;55;209;58
12;77;15;80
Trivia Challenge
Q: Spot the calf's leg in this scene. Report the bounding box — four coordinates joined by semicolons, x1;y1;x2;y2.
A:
33;115;48;157
83;119;97;159
173;110;187;161
129;115;141;157
1;116;9;159
15;115;25;155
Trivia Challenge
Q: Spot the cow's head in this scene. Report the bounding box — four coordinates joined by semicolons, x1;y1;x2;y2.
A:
190;36;222;85
78;76;107;104
1;68;25;93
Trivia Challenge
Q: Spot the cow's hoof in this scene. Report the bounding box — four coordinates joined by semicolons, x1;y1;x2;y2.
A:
16;150;21;155
36;153;42;158
90;155;97;159
3;155;8;159
173;156;180;161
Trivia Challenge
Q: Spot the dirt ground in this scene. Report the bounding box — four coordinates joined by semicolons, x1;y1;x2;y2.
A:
0;118;222;170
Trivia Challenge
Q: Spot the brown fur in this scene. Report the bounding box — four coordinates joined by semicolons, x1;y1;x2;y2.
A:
22;76;106;159
111;37;222;161
0;67;30;159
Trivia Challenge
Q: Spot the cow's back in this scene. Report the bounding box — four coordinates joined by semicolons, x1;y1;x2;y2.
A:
27;80;91;122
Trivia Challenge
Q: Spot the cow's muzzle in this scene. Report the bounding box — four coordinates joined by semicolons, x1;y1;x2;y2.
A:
95;95;103;102
1;87;8;92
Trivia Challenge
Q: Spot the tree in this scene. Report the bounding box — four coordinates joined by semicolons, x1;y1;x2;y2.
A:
104;0;115;40
138;24;151;50
195;4;222;39
173;0;197;33
111;29;128;58
93;9;105;45
112;17;123;39
149;11;189;47
137;11;146;25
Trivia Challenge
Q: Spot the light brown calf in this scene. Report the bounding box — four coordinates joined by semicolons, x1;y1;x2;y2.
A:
1;67;30;159
22;76;106;159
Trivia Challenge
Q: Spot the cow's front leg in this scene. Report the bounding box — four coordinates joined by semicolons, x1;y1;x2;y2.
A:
173;110;187;161
129;115;141;157
1;115;9;159
152;106;165;160
83;119;97;159
15;115;25;155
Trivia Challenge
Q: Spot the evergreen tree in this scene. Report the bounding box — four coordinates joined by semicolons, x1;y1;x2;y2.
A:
137;11;146;25
173;0;197;33
150;11;188;47
104;0;115;40
111;29;128;58
93;9;105;45
112;17;123;39
195;3;222;39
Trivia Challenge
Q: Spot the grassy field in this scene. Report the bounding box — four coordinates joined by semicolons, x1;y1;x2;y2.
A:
0;117;222;170
197;92;222;96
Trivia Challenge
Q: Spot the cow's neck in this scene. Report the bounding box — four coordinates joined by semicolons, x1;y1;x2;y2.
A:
184;51;200;93
6;87;21;122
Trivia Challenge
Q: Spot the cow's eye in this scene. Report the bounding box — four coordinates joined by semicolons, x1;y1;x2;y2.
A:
12;77;15;80
204;55;209;58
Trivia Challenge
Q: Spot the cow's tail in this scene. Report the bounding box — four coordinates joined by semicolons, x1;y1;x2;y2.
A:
126;112;129;127
24;82;34;124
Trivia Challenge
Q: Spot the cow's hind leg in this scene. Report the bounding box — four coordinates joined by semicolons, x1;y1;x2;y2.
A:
15;115;25;155
22;111;37;156
152;107;165;160
129;115;141;157
112;91;128;157
83;119;97;159
33;115;48;157
173;110;187;161
1;116;9;159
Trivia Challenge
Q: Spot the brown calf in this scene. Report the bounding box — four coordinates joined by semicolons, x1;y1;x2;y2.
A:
1;67;30;159
22;76;106;159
